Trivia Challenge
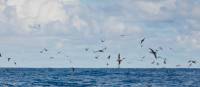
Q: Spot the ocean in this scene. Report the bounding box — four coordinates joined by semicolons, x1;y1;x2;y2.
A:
0;68;199;87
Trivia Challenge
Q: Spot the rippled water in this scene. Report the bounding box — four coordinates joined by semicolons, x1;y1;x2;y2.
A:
0;68;199;87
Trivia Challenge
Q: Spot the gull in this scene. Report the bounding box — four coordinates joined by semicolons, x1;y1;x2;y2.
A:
117;53;125;68
140;38;145;47
14;62;17;65
8;58;11;62
149;48;158;59
163;58;167;64
188;60;197;67
107;55;111;59
44;48;48;52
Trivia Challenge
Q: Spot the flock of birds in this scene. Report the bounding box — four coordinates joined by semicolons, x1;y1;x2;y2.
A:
0;34;199;71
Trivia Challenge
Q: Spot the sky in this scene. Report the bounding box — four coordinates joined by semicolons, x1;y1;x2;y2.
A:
0;0;200;68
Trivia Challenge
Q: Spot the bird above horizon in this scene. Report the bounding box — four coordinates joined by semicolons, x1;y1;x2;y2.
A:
117;53;125;68
8;58;11;62
149;48;158;59
140;37;145;47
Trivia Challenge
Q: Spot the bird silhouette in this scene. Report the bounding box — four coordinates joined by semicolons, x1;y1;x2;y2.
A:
149;48;158;59
8;58;11;62
85;48;89;51
117;53;125;68
0;53;2;57
107;55;111;59
140;38;145;47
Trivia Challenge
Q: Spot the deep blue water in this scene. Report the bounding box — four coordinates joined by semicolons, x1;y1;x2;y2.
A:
0;68;199;87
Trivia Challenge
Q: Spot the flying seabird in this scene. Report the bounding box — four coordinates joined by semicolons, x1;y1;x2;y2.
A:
117;53;125;68
50;57;54;59
107;55;111;59
140;38;145;47
149;48;158;59
8;58;11;62
85;48;89;51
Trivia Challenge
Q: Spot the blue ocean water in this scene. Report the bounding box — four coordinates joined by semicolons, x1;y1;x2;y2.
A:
0;68;199;87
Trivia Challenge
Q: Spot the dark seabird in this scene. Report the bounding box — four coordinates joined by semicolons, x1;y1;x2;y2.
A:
101;40;105;43
85;48;89;51
57;51;61;54
149;48;157;59
163;58;167;64
8;58;11;62
140;38;145;47
14;62;17;65
106;63;109;66
117;53;125;68
107;55;111;59
44;48;48;52
0;53;1;57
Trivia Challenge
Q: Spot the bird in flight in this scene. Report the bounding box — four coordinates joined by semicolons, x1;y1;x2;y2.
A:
8;58;11;62
85;48;89;51
117;53;125;68
140;38;145;47
149;48;158;59
107;55;111;59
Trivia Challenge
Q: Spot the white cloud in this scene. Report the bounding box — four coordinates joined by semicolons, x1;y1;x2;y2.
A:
177;32;200;48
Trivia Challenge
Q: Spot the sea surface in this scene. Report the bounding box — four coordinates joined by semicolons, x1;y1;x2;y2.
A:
0;68;199;87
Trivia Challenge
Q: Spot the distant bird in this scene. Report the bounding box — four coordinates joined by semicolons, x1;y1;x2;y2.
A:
0;53;1;57
140;38;145;47
44;48;48;52
188;60;197;67
14;62;17;65
94;50;104;53
50;57;54;59
107;55;111;59
57;51;61;54
8;58;11;62
176;64;181;67
117;53;125;68
85;48;89;51
158;47;163;51
95;56;100;59
40;51;43;53
149;48;158;59
151;60;155;64
101;40;105;43
106;63;109;66
120;35;128;37
163;58;167;64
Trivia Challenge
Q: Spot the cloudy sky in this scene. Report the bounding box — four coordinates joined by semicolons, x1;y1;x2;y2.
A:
0;0;200;68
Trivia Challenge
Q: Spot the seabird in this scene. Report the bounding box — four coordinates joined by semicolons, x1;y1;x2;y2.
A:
107;55;111;59
0;53;1;57
85;48;89;51
149;48;158;59
117;53;125;68
50;57;54;59
8;58;11;62
140;38;145;47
